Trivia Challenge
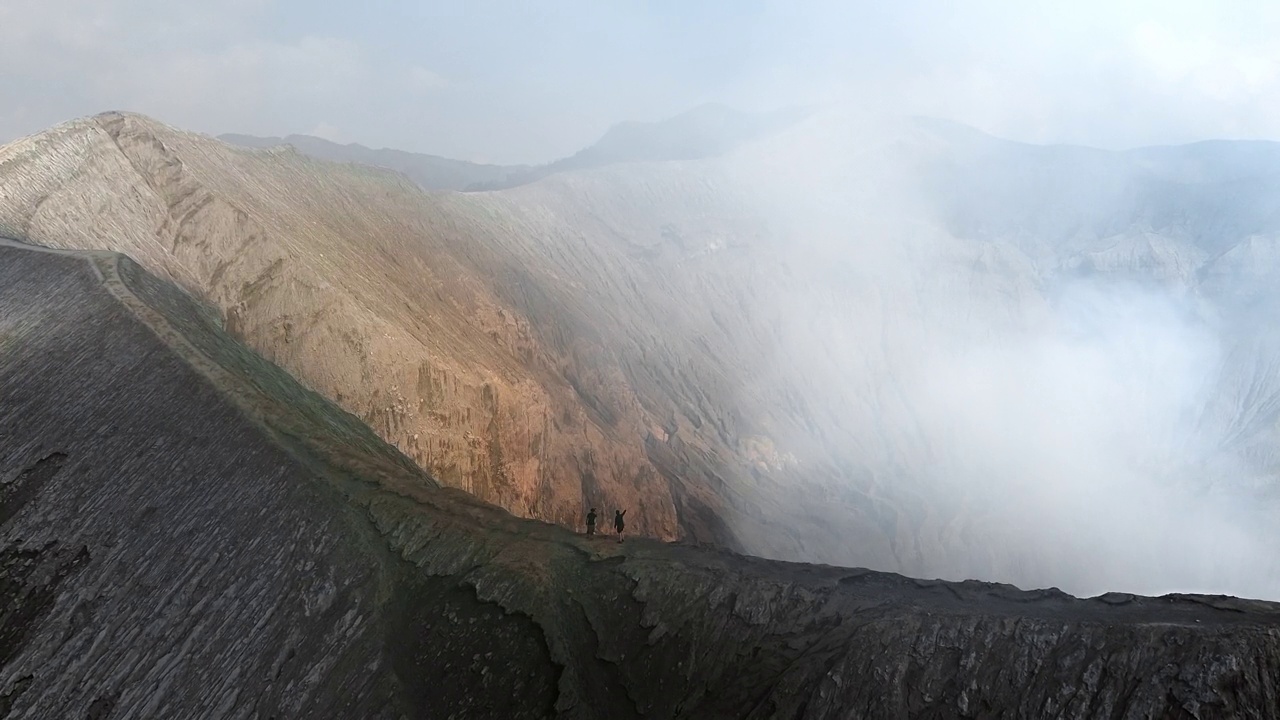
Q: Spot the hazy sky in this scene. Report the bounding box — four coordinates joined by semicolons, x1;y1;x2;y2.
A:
2;0;1278;163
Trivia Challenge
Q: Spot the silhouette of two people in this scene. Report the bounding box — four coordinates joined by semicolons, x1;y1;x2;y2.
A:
585;507;625;543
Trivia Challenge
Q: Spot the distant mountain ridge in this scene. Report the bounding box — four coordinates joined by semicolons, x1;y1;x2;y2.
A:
463;103;813;190
217;132;529;191
220;103;811;192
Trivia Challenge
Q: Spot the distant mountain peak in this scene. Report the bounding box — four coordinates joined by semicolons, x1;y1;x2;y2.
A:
464;103;812;191
217;104;812;194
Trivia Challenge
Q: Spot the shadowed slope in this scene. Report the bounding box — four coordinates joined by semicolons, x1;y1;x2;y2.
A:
5;239;1280;718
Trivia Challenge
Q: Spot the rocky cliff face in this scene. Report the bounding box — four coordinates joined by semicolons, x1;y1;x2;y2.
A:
5;111;1280;599
4;239;1280;719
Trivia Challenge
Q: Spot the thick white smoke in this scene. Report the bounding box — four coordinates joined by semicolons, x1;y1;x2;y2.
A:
720;108;1280;599
909;279;1280;597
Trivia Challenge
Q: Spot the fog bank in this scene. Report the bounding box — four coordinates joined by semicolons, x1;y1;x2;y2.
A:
719;109;1280;598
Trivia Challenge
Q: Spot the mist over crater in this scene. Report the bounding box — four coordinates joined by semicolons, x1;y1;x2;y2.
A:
702;110;1280;598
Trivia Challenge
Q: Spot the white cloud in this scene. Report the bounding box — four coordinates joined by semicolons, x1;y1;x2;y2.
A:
903;3;1280;148
0;0;394;145
5;0;1280;162
1130;21;1280;102
408;66;449;93
130;35;368;110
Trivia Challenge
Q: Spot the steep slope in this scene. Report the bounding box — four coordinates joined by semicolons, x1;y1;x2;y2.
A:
6;238;1280;719
219;132;529;190
0;111;746;555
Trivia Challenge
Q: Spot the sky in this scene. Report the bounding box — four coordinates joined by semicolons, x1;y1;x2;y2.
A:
2;0;1279;164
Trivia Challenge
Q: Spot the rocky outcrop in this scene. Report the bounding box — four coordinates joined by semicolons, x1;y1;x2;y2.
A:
5;238;1280;719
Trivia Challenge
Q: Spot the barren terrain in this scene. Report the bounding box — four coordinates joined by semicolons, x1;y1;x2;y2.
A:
3;239;1280;719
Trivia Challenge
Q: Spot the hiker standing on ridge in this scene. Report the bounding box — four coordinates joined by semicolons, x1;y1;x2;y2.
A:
614;509;626;543
586;507;598;536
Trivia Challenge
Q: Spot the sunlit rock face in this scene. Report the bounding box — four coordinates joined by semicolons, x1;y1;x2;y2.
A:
4;239;1280;719
3;109;1280;598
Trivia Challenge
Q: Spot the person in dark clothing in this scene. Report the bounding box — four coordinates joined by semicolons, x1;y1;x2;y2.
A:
614;509;626;543
586;508;598;536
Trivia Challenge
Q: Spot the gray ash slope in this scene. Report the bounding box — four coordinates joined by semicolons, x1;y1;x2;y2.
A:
4;240;1280;718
